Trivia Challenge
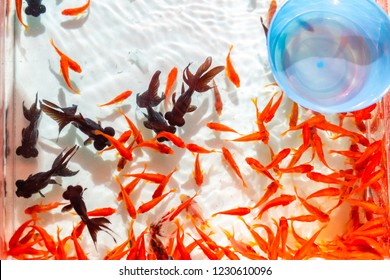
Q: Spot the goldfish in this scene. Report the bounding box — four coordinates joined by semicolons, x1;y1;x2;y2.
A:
212;207;251;217
116;177;137;219
87;207;117;217
252;181;280;209
15;145;79;198
97;90;133;107
152;168;177;199
149;222;170;260
24;201;67;217
295;191;330;223
164;67;178;110
289;101;299;128
142;105;177;137
221;147;247;188
132;139;174;154
16;93;41;158
15;0;28;29
212;79;223;115
186;143;215;154
165;57;224;126
293;226;325;260
50;39;82;94
256;194;296;219
221;228;261;260
25;0;46;18
123;169;166;184
229;131;268;142
266;0;277;26
238;216;269;254
137;188;176;214
94;130;134;161
306;187;341;200
62;185;116;245
179;194;206;226
172;220;192;260
193;153;204;187
62;0;91;16
225;45;240;88
206;122;239;134
137;70;165;108
41;99;115;150
260;17;268;37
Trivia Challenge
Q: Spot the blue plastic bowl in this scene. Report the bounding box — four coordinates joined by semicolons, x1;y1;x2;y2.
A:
267;0;390;113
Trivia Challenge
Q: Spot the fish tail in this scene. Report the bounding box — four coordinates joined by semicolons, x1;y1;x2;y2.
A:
40;100;75;133
86;217;116;245
51;145;80;177
183;57;224;93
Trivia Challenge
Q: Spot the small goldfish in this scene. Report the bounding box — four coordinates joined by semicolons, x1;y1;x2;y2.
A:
97;90;133;107
164;67;178;110
16;93;41;158
62;0;91;16
50;39;82;94
212;79;223;115
225;45;240;88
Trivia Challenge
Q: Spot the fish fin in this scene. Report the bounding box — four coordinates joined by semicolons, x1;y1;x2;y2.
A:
51;145;79;176
86;217;116;245
40;101;72;134
196;66;225;92
83;137;93;146
184;57;224;93
38;191;46;198
61;204;74;213
187;105;197;113
54;167;79;177
48;179;61;185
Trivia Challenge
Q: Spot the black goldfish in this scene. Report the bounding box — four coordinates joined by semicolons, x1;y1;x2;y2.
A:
16;93;41;158
149;221;170;260
62;185;116;246
40;99;115;150
165;57;224;127
15;145;79;198
136;70;165;108
143;106;176;141
25;0;46;17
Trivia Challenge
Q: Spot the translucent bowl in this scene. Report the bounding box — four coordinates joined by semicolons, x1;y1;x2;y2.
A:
268;0;390;113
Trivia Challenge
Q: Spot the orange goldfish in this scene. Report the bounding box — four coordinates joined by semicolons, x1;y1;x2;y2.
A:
16;0;28;29
225;45;240;87
212;79;223;115
50;39;82;94
221;147;247;188
62;0;91;16
193;153;204;186
97;90;133;107
164;67;178;110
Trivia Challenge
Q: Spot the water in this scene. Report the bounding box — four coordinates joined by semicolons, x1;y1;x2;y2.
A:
273;12;374;107
2;0;387;260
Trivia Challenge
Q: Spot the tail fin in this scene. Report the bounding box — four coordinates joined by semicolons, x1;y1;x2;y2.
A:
86;217;116;246
51;145;80;177
136;70;165;108
183;57;224;93
40;99;77;134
